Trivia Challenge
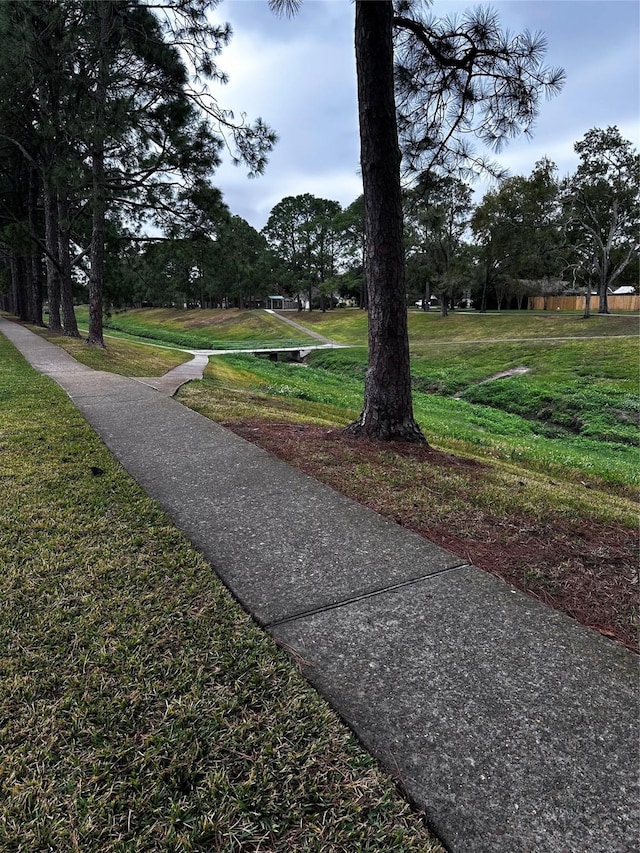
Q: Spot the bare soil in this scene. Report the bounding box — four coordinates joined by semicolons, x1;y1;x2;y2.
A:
224;421;639;653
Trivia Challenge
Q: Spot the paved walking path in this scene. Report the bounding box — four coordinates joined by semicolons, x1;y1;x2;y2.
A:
2;315;638;853
265;307;342;344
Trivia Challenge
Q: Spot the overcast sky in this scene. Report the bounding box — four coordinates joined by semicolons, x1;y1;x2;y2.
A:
207;0;640;231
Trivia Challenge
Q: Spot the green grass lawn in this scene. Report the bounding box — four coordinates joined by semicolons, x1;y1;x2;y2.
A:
0;334;443;852
37;304;640;496
32;307;640;494
280;306;638;345
30;324;192;375
74;306;320;350
196;346;637;491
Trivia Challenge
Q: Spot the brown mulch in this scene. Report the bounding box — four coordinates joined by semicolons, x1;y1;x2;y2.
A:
224;420;639;653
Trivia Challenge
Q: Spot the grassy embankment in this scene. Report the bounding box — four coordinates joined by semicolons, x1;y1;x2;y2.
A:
74;305;319;351
0;330;444;851
45;305;638;519
183;310;639;494
31;322;192;376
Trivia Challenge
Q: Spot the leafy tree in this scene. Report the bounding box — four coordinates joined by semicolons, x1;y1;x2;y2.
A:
0;0;68;329
333;195;366;307
471;158;564;310
394;2;565;182
561;127;640;315
208;215;274;308
404;174;473;315
271;0;564;441
262;194;342;310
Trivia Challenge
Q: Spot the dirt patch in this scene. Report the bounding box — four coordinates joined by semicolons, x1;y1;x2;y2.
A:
224;420;639;653
452;365;530;398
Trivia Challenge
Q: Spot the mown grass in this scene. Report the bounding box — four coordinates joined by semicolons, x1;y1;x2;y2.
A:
288;308;639;346
28;324;191;376
0;334;444;853
31;307;640;493
186;352;639;500
77;305;638;449
74;306;319;350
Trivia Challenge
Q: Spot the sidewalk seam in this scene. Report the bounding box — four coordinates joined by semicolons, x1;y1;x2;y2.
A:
265;562;472;629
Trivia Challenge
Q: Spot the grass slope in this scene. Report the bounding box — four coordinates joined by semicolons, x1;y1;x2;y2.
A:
74;307;320;350
0;334;443;852
192;352;638;494
29;325;192;375
286;308;638;345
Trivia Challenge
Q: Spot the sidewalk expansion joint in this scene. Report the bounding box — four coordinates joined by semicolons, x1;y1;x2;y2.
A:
265;561;471;630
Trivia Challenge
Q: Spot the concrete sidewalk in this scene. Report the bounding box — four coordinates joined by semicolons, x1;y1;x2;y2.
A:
2;316;638;853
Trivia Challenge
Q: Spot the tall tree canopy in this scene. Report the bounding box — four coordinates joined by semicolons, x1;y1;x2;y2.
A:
405;174;473;315
394;0;565;181
472;157;564;310
262;193;342;310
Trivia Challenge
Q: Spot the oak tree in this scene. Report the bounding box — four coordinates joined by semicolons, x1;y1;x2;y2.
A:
562;127;639;315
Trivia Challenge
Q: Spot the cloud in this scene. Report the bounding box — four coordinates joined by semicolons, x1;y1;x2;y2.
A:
207;0;639;229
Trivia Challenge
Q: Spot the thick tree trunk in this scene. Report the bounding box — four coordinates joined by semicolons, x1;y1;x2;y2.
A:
29;250;44;326
43;183;62;332
345;0;426;443
20;256;32;322
360;231;367;309
87;150;105;347
57;192;79;337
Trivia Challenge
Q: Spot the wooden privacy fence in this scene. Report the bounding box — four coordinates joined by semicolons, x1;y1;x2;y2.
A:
528;294;640;312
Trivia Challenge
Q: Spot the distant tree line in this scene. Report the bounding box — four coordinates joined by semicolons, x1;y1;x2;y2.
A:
259;126;638;317
9;125;627;318
1;15;636;323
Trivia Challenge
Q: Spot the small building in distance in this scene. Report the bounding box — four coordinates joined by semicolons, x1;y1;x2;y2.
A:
267;295;298;310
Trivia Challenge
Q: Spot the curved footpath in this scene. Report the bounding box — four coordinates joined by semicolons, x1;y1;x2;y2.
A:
1;315;638;853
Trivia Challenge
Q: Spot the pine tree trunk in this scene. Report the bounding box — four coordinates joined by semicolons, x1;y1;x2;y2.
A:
43;182;62;332
57;192;79;337
87;153;105;346
86;0;110;348
29;250;44;326
8;254;26;319
345;0;426;443
360;231;367;309
27;167;44;326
